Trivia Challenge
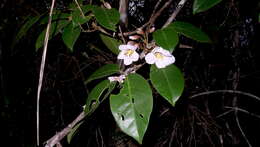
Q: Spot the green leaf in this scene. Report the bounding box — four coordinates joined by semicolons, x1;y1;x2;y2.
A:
67;121;84;144
85;64;120;84
35;20;69;50
81;5;94;12
39;13;70;25
92;7;120;31
85;80;115;114
110;74;153;144
100;34;121;54
150;64;184;106
62;23;81;52
170;21;211;43
153;27;179;52
71;8;92;26
13;15;42;47
193;0;222;14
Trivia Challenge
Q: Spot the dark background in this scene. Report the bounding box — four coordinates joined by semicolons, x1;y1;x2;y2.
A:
1;0;260;146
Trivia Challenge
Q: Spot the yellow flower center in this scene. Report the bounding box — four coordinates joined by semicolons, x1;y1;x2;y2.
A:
154;52;164;59
124;49;134;56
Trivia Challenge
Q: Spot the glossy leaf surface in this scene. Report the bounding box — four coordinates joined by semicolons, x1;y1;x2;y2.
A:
85;64;120;84
85;80;115;114
100;34;121;54
92;7;120;31
193;0;222;14
67;121;83;144
110;74;153;144
153;27;179;52
170;21;211;43
71;8;91;25
62;23;81;52
150;64;184;106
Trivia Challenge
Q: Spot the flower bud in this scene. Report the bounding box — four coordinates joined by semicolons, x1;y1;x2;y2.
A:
149;27;156;33
129;35;141;40
103;2;112;9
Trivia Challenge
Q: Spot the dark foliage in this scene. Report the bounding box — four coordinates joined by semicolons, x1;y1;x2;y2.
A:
1;0;260;146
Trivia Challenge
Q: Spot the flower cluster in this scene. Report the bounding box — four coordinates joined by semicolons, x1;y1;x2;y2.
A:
108;42;176;83
118;42;175;69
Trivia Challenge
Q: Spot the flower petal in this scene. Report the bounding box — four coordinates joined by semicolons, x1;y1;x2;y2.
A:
152;46;161;53
145;53;156;64
131;51;139;61
108;76;117;82
119;75;126;79
167;56;175;64
124;58;133;65
119;45;128;50
127;44;138;50
119;44;138;51
158;47;172;56
117;51;125;59
163;56;175;65
155;60;166;68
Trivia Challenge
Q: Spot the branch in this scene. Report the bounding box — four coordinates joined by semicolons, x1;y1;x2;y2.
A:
74;0;85;18
147;0;173;27
120;0;173;36
151;0;163;17
234;111;252;147
189;90;260;102
44;111;86;147
225;106;260;119
163;0;188;28
119;0;128;27
37;0;56;145
122;63;145;76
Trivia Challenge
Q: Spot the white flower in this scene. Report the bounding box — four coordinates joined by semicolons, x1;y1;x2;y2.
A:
118;42;139;65
145;46;175;68
108;75;126;83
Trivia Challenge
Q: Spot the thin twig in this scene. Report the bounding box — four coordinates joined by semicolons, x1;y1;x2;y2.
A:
190;90;258;147
98;127;104;147
92;23;112;36
121;24;147;36
74;0;85;18
163;0;188;28
225;106;260;119
189;90;260;102
37;0;56;146
119;26;126;44
234;111;252;147
168;119;178;147
120;0;173;37
179;44;193;49
148;0;173;27
45;112;86;147
151;0;163;17
122;63;144;76
216;109;234;118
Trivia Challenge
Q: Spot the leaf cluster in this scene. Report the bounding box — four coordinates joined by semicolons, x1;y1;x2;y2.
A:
13;0;223;145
